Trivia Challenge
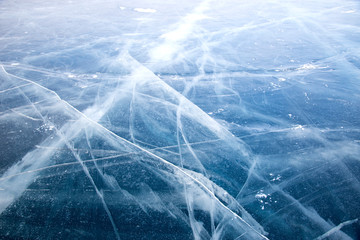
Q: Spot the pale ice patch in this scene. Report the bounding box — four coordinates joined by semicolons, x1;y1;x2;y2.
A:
133;8;157;13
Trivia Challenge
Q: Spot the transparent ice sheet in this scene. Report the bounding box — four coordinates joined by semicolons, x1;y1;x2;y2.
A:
0;0;360;239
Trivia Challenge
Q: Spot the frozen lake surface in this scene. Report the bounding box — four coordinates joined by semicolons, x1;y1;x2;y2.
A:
0;0;360;239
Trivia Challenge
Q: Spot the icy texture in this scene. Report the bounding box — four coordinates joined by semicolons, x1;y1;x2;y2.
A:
0;0;360;239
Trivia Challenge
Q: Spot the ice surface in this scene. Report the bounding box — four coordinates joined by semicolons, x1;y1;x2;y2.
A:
0;0;360;239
